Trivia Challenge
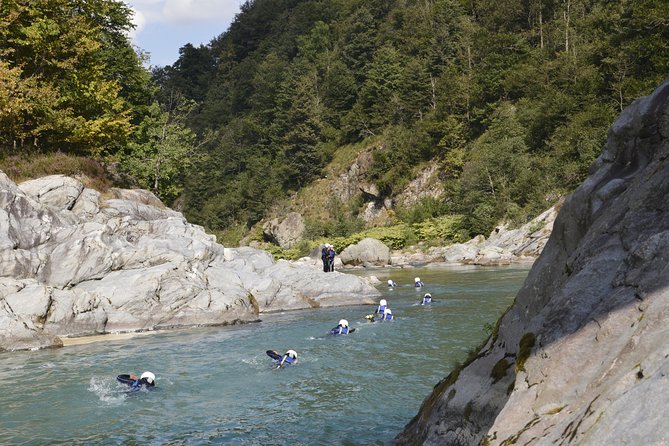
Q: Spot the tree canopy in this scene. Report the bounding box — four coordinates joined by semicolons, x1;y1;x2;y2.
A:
0;0;151;154
2;0;667;239
155;0;667;234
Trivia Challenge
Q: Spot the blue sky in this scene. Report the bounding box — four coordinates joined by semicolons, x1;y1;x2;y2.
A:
126;0;243;67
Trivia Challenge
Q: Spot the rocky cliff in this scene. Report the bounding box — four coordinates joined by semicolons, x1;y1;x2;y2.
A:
0;174;379;352
397;80;669;445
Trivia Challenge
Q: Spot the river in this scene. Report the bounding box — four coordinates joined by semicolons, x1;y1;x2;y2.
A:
0;265;529;445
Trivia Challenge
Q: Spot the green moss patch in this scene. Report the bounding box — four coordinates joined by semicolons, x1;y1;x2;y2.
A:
515;332;536;373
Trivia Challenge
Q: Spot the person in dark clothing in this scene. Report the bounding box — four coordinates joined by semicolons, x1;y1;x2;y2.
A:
321;244;330;272
327;245;336;272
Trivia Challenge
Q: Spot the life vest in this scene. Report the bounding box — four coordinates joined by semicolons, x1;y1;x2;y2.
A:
375;305;386;314
330;326;349;335
282;350;297;364
421;294;432;304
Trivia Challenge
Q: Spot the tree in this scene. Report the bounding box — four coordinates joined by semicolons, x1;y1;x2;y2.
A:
0;0;148;154
121;101;199;204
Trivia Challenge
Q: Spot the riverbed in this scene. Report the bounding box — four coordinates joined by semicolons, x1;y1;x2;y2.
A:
0;265;528;445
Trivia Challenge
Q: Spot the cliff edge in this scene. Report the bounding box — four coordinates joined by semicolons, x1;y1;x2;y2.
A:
397;79;669;445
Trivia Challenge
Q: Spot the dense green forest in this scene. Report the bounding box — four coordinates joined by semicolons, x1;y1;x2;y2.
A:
1;0;668;243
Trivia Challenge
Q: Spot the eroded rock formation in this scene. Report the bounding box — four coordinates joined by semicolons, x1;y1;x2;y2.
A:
397;80;669;444
0;174;379;351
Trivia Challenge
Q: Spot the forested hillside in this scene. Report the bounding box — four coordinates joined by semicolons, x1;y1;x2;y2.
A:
157;0;668;239
1;0;667;244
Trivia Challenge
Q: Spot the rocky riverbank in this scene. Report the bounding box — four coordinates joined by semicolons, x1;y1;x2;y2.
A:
294;205;557;270
0;174;379;352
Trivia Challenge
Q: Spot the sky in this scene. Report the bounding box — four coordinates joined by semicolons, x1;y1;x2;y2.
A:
126;0;244;67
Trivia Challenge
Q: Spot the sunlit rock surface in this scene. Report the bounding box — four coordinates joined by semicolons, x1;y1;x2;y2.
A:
397;80;669;445
0;175;379;351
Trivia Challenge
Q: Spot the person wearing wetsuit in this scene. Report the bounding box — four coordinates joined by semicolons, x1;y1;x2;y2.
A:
279;350;298;367
117;371;156;389
374;299;388;314
321;244;330;272
421;293;433;304
330;319;351;334
327;245;336;272
387;279;397;287
414;277;424;287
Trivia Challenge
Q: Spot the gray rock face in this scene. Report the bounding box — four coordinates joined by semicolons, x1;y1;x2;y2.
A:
339;237;391;267
389;207;556;267
397;80;669;445
443;206;556;266
395;164;445;207
262;212;306;249
0;174;379;351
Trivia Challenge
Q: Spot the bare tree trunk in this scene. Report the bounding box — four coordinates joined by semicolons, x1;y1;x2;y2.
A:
487;170;496;199
466;44;472;121
430;74;437;110
563;0;571;53
539;2;544;49
154;156;161;194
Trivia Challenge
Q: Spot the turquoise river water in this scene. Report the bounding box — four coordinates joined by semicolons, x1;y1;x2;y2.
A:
0;265;529;445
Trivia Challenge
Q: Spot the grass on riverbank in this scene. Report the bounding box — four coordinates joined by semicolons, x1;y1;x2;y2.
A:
246;214;469;260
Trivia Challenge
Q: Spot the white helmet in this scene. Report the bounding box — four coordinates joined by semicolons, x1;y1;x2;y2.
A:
140;371;155;384
384;308;392;315
379;299;387;306
338;319;349;327
425;293;432;297
415;277;421;282
286;349;297;359
387;279;393;285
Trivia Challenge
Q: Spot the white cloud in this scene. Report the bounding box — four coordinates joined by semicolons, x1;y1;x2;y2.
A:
127;7;146;42
127;0;239;26
124;0;241;65
163;0;239;25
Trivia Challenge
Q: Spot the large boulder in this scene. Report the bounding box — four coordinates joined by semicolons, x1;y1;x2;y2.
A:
18;175;84;211
339;237;391;267
0;174;380;351
262;212;306;249
397;79;669;445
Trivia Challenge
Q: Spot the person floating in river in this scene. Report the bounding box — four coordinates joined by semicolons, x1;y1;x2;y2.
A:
381;308;394;320
414;277;424;287
330;319;353;335
267;349;298;368
279;350;298;367
387;279;397;287
116;371;156;390
374;299;388;314
421;293;433;305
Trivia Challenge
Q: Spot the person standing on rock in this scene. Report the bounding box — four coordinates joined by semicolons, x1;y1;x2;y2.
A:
321;244;330;272
327;244;336;272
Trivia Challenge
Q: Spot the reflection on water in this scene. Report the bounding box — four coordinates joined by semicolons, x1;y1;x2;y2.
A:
0;265;528;445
